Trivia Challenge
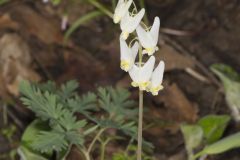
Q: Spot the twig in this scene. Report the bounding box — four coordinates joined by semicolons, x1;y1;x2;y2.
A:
160;27;195;36
6;107;24;130
161;35;221;87
185;67;210;83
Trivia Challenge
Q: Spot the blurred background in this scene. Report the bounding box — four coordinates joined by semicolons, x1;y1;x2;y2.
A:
0;0;240;159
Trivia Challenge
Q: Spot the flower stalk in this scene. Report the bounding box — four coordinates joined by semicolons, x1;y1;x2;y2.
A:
137;89;144;160
137;45;143;160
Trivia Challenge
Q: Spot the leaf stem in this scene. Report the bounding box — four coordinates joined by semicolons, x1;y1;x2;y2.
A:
137;46;143;160
64;11;103;41
100;138;111;160
87;0;113;18
87;128;105;154
100;142;105;160
62;145;72;160
82;150;91;160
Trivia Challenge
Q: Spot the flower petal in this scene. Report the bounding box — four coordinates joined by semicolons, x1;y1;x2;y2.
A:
114;0;133;23
131;41;139;60
125;0;133;11
136;25;152;48
140;56;155;82
150;17;160;46
120;38;131;60
121;9;145;33
129;64;140;82
151;60;165;87
116;0;124;9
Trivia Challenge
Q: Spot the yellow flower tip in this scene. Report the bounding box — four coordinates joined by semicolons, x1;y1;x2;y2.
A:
131;81;139;87
113;15;121;24
139;81;151;91
150;85;164;96
121;32;129;40
143;47;154;55
120;60;130;72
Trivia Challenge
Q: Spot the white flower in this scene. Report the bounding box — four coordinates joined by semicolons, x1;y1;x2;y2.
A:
129;56;155;90
120;38;139;72
148;61;165;95
43;0;49;3
120;9;145;40
136;17;160;56
113;0;133;24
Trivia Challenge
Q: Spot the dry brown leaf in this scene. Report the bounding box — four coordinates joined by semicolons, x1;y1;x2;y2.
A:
8;4;63;44
154;82;198;123
0;14;19;30
157;42;195;71
58;47;107;92
0;33;40;96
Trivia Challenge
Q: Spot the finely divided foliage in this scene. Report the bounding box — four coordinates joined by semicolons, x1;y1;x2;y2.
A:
19;80;140;155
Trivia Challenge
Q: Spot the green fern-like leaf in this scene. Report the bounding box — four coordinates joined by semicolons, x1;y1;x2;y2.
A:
65;131;84;146
68;92;97;114
58;111;87;131
98;87;137;121
32;131;68;153
59;80;79;100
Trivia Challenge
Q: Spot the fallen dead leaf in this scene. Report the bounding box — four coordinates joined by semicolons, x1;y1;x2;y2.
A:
0;33;40;96
58;47;108;92
0;14;19;31
157;41;195;71
8;4;63;44
153;81;198;124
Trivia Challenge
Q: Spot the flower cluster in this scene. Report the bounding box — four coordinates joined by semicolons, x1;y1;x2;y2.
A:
114;0;165;96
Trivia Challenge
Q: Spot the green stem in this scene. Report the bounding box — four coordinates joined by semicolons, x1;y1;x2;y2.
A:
3;103;7;125
137;46;143;160
77;146;91;160
100;138;112;160
87;0;113;18
87;128;105;154
139;0;149;25
100;142;106;160
137;90;143;160
62;145;72;160
125;138;134;153
64;11;103;41
83;150;91;160
111;0;117;10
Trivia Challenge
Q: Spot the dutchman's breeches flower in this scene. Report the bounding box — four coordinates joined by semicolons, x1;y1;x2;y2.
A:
114;2;165;160
136;17;160;56
115;0;165;96
129;56;155;91
120;38;139;72
120;9;145;40
113;0;133;24
148;61;165;95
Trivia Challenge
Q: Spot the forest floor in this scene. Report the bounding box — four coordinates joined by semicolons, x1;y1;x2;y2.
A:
0;0;240;160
